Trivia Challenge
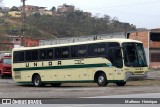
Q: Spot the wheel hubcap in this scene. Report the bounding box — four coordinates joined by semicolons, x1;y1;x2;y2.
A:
34;78;39;86
98;76;104;83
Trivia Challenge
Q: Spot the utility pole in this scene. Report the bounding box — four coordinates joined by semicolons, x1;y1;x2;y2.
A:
21;0;26;46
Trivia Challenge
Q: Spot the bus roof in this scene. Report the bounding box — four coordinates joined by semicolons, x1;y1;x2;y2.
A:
12;38;142;51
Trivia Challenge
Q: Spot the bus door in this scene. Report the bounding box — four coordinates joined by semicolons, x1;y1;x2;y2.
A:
108;47;123;80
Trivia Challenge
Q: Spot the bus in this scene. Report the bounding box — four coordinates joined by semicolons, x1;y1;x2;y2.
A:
12;38;148;87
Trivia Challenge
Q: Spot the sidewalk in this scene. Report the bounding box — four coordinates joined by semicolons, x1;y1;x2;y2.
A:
147;70;160;80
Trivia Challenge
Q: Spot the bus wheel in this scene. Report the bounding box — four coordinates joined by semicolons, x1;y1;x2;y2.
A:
51;83;61;87
116;82;126;86
96;73;107;86
33;75;43;87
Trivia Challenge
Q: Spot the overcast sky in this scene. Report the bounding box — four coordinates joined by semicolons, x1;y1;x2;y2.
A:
2;0;160;29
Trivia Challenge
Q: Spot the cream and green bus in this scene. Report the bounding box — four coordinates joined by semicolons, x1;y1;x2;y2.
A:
12;38;148;87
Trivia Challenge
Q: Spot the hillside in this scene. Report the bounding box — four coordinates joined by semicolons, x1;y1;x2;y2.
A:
0;12;136;39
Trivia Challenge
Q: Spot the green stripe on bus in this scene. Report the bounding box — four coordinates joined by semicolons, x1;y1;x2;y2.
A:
13;63;109;71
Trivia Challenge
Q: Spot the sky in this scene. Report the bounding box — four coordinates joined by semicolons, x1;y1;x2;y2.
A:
2;0;160;29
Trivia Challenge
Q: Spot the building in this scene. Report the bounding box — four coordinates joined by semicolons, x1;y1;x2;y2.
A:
24;38;39;47
0;36;39;51
38;7;52;16
57;4;75;14
19;5;52;16
19;5;39;13
19;5;39;16
8;11;22;18
0;36;22;51
39;32;125;45
127;29;160;68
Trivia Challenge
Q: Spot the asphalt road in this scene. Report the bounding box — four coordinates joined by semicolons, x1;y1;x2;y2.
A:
1;78;160;98
0;78;160;106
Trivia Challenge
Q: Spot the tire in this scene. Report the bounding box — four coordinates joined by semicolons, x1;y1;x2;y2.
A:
51;83;61;87
96;73;108;86
32;75;44;87
0;71;4;79
116;82;126;86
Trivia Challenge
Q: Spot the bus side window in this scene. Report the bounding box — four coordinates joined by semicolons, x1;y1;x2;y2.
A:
25;50;38;61
61;47;70;59
71;46;78;58
25;51;32;61
32;50;38;61
88;44;96;56
55;48;62;59
108;42;123;68
88;43;106;57
96;43;106;56
39;49;46;60
46;48;53;59
78;45;87;58
13;51;24;63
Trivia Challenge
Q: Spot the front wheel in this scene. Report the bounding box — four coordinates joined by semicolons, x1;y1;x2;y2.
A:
32;75;44;87
116;82;126;86
96;73;108;86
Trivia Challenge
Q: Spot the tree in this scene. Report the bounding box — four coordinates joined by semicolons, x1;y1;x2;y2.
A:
50;6;56;15
10;6;19;11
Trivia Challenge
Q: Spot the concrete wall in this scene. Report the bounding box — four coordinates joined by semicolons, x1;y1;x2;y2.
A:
39;32;125;46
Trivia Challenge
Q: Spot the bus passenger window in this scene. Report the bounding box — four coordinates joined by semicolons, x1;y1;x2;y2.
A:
62;47;69;58
46;49;53;59
39;49;46;60
78;45;87;57
32;50;38;60
13;51;24;63
25;51;32;61
55;48;62;59
71;46;78;58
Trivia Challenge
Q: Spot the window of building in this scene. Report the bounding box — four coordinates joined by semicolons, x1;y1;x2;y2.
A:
151;53;160;62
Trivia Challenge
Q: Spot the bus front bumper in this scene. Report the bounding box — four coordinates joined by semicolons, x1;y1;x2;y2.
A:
125;72;148;81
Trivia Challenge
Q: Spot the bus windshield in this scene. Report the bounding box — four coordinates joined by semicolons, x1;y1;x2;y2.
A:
122;43;147;67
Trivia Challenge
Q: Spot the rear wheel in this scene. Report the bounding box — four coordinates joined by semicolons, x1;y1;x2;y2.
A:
116;82;126;86
32;75;44;87
51;83;61;87
96;73;108;86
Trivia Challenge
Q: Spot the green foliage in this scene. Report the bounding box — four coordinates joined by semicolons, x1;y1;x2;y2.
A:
25;12;136;38
1;11;136;39
50;6;56;11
